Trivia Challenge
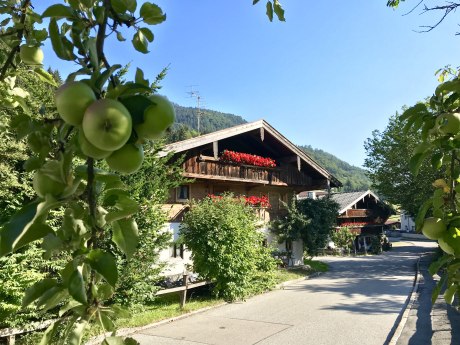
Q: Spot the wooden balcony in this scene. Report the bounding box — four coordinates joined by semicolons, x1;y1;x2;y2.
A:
340;209;369;218
182;156;312;187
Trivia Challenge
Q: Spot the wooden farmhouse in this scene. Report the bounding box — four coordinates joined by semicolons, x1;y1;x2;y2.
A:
157;120;341;276
332;190;386;229
331;190;393;250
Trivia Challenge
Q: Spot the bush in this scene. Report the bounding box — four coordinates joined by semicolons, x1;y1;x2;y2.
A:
330;227;355;254
180;194;278;301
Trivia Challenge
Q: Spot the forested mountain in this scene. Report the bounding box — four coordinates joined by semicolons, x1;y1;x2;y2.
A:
299;145;371;192
169;105;371;192
173;104;246;134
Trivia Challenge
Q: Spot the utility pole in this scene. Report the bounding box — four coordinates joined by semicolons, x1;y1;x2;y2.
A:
187;87;204;133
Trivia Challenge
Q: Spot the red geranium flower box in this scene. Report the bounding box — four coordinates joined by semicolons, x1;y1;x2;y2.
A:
219;150;276;168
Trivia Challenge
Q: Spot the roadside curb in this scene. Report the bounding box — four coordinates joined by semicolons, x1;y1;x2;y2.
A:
86;272;321;344
386;256;422;345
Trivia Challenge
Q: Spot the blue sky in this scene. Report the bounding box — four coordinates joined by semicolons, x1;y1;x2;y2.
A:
36;1;460;167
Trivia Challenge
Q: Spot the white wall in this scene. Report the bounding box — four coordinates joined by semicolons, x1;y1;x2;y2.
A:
158;222;193;277
158;222;305;278
401;212;415;232
264;227;304;266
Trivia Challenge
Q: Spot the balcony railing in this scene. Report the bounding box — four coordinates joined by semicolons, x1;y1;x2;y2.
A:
341;209;369;218
182;155;312;186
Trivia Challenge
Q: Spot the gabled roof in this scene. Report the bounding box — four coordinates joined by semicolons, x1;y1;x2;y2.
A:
331;190;380;214
160;120;341;187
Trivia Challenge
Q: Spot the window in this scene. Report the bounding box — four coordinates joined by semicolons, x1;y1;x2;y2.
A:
171;243;185;259
285;239;293;252
176;185;190;202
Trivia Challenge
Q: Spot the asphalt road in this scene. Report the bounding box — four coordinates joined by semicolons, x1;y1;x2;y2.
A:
133;241;437;345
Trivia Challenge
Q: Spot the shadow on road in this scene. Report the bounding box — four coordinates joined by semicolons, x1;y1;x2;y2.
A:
283;243;436;316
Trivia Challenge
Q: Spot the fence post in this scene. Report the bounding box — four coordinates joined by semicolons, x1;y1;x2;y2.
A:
180;274;188;309
7;335;15;345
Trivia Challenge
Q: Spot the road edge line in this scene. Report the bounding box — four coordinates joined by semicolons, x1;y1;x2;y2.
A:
387;256;422;345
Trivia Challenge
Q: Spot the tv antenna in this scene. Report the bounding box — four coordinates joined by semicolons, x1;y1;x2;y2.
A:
187;86;205;133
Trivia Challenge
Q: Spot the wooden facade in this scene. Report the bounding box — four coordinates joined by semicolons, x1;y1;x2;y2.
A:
162;120;341;222
182;155;313;187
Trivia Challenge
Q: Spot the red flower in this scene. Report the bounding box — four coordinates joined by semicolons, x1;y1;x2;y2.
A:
219;150;276;168
243;195;271;208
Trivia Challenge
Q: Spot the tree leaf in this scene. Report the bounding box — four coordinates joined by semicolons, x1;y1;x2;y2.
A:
400;103;429;122
85;37;99;72
66;320;88;345
33;68;59;87
111;304;131;318
134;67;149;86
98;310;115;332
432;273;447;305
104;190;139;223
253;0;261;4
132;30;149;53
40;320;62;345
42;4;74;18
126;0;137;12
409;152;428;176
139;2;166;25
49;18;75;60
111;0;128;14
266;1;274;22
429;254;452;276
116;32;126;41
435;79;460;96
112;218;139;259
86;249;118;287
0;198;59;256
22;278;58;307
68;266;87;305
38;286;68;311
139;27;154;42
415;198;433;232
273;0;285;21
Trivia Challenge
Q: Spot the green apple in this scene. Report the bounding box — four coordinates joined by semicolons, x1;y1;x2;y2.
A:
437;113;460;135
421;217;446;240
33;161;66;198
106;143;144;174
82;99;132;151
134;94;175;140
55;82;97;126
78;130;112;159
19;45;44;65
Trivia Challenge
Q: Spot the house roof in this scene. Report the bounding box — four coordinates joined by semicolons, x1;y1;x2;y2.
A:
331;190;380;214
160;119;341;187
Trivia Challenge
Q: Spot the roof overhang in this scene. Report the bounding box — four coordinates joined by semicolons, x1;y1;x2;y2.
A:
160;119;342;188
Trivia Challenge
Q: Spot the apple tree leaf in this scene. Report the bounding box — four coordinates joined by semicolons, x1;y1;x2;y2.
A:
41;4;74;19
266;1;274;22
49;18;75;61
112;218;139;259
140;2;166;25
68;266;87;305
86;249;118;287
22;278;58;307
0;197;60;256
132;30;149;53
273;0;285;21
